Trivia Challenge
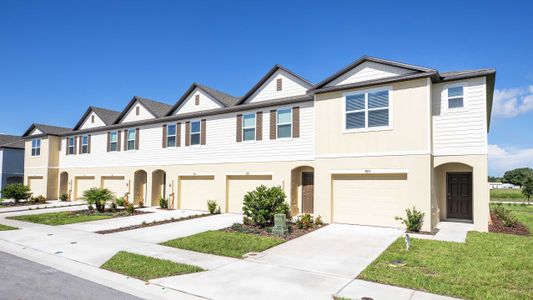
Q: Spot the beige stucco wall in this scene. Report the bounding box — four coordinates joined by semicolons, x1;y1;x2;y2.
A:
24;136;61;199
315;78;431;155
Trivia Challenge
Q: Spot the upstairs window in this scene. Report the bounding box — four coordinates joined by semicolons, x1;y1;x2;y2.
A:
80;135;89;154
243;113;256;141
31;139;41;157
345;89;390;130
277;108;292;138
167;124;177;147
448;86;464;109
68;137;75;155
190;121;201;145
127;129;136;150
110;132;118;151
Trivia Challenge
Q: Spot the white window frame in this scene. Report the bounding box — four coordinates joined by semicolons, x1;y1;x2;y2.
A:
343;86;393;133
190;120;201;146
276;107;292;139
167;123;177;147
67;137;75;155
242;113;256;142
446;84;466;112
109;131;118;152
80;135;89;154
31;138;41;157
126;128;136;151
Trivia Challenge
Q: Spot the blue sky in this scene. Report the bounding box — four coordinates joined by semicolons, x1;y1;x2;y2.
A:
1;0;532;175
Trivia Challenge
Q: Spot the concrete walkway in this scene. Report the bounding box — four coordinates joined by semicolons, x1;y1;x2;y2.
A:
336;279;460;300
410;221;474;243
0;200;86;214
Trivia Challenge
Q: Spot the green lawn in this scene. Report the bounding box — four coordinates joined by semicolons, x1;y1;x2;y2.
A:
7;211;113;225
101;251;204;281
161;230;284;258
359;205;533;300
0;224;18;231
490;188;528;202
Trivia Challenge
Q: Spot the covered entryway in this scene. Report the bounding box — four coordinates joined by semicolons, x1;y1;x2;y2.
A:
151;170;166;206
59;172;69;199
226;175;273;213
290;166;314;216
74;176;96;200
332;173;407;227
28;176;45;198
101;176;127;199
434;162;474;223
179;175;216;211
133;170;147;205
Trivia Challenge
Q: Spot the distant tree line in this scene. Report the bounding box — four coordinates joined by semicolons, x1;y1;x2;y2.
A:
491;167;533;203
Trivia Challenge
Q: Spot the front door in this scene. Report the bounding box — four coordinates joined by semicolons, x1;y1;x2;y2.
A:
302;172;314;214
447;173;473;220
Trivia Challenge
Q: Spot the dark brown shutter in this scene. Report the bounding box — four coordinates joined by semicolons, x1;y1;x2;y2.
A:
88;135;91;153
236;114;243;143
292;106;300;138
107;132;111;152
135;106;140;115
201;119;206;145
123;130;128;150
74;136;78;154
78;136;82;154
135;128;140;150
185;122;190;146
162;125;167;148
65;138;69;155
117;131;122;151
177;123;181;147
195;95;200;105
256;111;263;141
270;110;276;140
276;78;282;91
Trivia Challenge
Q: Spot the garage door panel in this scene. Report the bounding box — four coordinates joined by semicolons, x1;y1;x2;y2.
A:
180;176;215;211
28;176;45;198
75;176;96;200
227;175;273;213
101;176;127;198
333;174;407;227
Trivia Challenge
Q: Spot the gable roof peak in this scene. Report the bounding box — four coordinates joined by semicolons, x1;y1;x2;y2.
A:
166;82;239;116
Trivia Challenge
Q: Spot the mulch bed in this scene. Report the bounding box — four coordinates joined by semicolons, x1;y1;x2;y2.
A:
95;213;210;234
75;209;150;217
489;212;530;236
223;223;327;241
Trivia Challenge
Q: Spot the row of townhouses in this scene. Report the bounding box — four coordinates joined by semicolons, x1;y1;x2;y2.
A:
22;56;496;232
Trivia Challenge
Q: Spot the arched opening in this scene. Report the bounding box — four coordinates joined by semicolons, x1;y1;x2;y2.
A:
59;172;69;200
133;170;147;205
434;162;474;225
151;170;166;206
290;166;315;216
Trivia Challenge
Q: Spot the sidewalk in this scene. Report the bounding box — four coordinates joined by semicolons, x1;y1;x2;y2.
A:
0;200;86;214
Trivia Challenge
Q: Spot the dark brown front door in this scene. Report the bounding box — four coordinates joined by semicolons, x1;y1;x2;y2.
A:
447;173;473;220
302;172;314;214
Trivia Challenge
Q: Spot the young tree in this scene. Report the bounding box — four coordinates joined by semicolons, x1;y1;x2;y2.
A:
522;177;533;204
83;187;114;213
502;168;533;187
1;183;32;203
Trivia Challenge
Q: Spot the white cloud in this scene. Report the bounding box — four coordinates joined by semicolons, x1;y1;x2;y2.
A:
492;85;533;118
489;144;533;176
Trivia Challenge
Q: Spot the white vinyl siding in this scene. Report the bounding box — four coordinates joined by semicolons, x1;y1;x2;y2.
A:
80;112;106;129
277;108;292;138
110;132;118;151
190;121;201;145
167;124;177;147
345;88;391;131
121;102;155;123
127;129;136;151
246;70;309;103
242;113;256;141
174;89;223;115
31;139;41;157
326;61;412;87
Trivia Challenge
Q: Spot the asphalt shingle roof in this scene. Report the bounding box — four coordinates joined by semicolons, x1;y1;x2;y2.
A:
0;134;24;149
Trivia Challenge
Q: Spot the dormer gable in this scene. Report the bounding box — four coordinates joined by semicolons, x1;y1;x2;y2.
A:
73;106;120;130
166;83;238;116
237;65;313;105
115;96;173;124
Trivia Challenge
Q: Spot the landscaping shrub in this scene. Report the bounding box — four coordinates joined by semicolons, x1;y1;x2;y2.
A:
491;204;518;227
109;202;117;213
395;207;425;232
207;200;221;214
126;203;135;214
138;201;144;208
315;215;324;226
31;195;46;204
296;214;314;229
83;187;114;213
1;183;31;203
59;193;69;201
242;185;290;227
159;197;169;209
115;197;125;207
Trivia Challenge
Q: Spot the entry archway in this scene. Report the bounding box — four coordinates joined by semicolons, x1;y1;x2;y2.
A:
133;170;147;205
290;166;315;216
151;170;166;206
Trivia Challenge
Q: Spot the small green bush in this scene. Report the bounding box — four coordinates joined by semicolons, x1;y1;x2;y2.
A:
491;204;518;227
1;183;31;203
83;187;114;213
115;197;125;207
242;185;290;227
296;214;314;229
59;193;69;201
395;207;425;232
159;197;169;209
126;203;135;214
31;195;46;204
315;215;324;226
207;200;221;214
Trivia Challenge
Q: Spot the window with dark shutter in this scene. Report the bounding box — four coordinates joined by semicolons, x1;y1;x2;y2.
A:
117;131;122;152
185;122;190;146
270;110;276;140
162;125;167;148
201;119;206;145
88;135;91;153
107;132;111;152
256;111;263;141
236;114;243;142
177;123;182;147
135;128;140;150
292;106;300;138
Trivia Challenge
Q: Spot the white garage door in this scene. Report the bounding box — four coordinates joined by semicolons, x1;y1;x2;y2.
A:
332;174;407;227
180;176;216;211
101;176;127;198
75;176;96;200
28;176;45;198
227;175;273;213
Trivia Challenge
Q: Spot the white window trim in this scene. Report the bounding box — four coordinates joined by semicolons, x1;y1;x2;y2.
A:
67;137;75;155
109;131;118;152
190;120;201;146
80;135;89;154
31;138;41;157
445;83;468;114
126;128;136;151
342;86;393;134
276;107;293;139
242;113;256;142
166;123;177;147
